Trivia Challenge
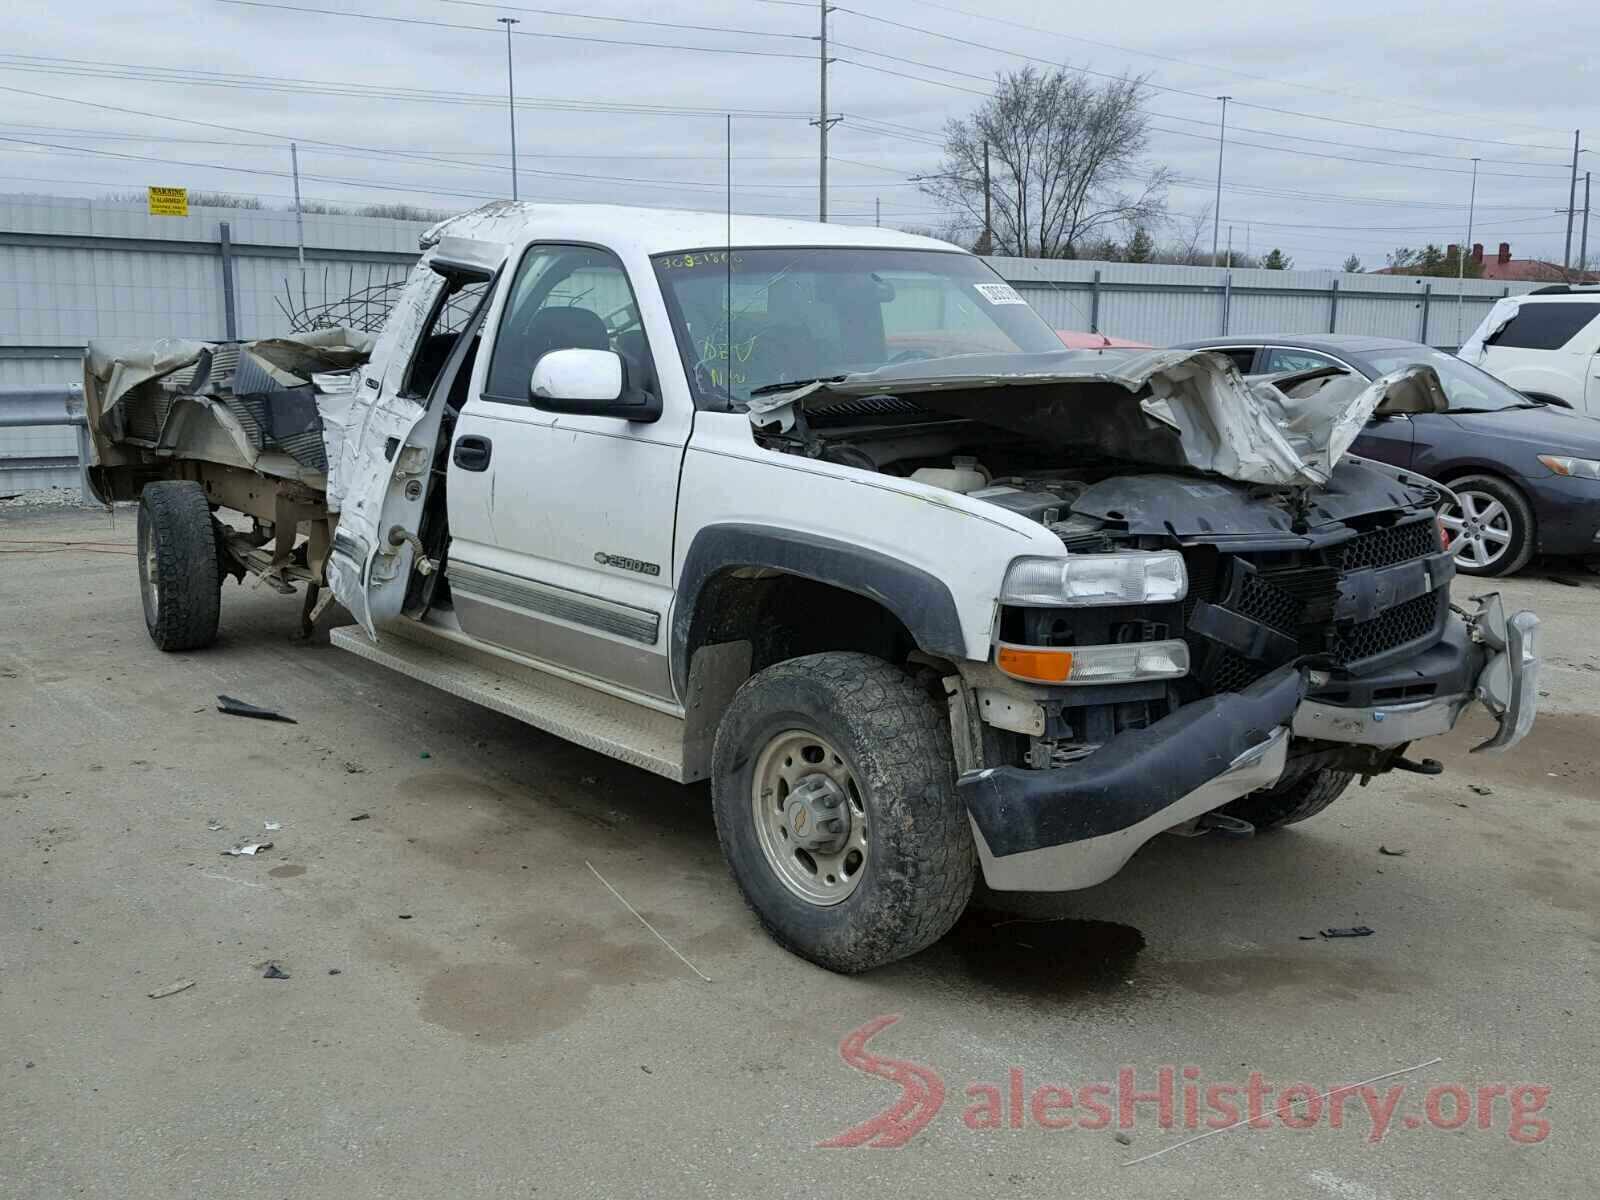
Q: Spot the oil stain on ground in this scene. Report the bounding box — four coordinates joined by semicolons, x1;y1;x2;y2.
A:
909;909;1146;999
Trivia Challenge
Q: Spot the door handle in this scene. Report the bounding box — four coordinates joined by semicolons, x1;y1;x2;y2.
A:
453;435;492;471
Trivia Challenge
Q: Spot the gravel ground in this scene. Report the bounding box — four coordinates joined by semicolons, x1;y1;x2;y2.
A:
1;505;1596;1200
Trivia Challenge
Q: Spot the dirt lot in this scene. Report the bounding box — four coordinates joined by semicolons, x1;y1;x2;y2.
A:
2;504;1596;1199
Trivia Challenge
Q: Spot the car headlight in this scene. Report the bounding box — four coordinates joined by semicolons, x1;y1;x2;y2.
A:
1000;551;1188;607
1537;453;1600;480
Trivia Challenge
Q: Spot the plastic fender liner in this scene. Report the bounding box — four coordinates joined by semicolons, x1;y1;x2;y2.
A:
670;523;966;695
960;663;1306;857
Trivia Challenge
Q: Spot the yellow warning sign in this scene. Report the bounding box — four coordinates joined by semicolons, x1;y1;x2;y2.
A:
147;186;189;217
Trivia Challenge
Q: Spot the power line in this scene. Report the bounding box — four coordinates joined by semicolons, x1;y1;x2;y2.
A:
217;0;815;60
0;59;810;119
435;0;812;41
853;0;1571;140
830;4;1574;153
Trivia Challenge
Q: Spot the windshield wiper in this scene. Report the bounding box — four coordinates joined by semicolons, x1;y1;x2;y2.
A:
748;375;845;397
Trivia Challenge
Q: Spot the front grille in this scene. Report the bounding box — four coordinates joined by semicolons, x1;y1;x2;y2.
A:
1332;590;1441;662
1186;515;1446;692
1334;516;1438;571
1234;571;1301;635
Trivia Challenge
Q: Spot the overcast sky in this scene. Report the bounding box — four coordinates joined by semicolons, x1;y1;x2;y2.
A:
6;0;1599;269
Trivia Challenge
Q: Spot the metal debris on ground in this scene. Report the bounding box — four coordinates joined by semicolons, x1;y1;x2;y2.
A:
147;979;197;999
1320;926;1375;938
1469;784;1493;795
262;962;290;980
1378;845;1408;856
216;695;298;724
263;820;281;832
206;818;224;832
349;812;370;821
222;841;273;857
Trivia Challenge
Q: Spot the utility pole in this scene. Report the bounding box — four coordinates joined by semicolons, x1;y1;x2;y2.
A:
1203;97;1228;268
981;142;992;254
1456;157;1479;345
1226;224;1233;268
1563;129;1579;269
290;142;306;307
874;196;880;227
1583;171;1592;276
813;1;836;222
498;17;521;201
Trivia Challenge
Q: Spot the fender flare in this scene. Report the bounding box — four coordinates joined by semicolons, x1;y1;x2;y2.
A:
671;522;968;692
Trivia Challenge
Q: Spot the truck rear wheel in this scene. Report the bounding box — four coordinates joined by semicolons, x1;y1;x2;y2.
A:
137;481;221;651
710;651;975;973
1221;767;1354;830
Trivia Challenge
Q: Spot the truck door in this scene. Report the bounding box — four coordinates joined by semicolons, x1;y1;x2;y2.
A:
443;243;688;702
326;239;504;634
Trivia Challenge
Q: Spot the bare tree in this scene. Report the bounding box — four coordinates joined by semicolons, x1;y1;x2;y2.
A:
921;67;1170;259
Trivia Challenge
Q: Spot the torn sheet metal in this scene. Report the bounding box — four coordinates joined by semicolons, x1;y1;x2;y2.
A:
1458;295;1526;365
84;329;375;487
750;349;1390;488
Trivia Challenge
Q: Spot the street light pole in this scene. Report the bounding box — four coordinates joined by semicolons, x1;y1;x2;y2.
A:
498;17;521;201
1210;96;1231;268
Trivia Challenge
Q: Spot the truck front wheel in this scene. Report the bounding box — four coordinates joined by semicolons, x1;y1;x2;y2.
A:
1221;766;1354;830
710;652;975;973
137;481;221;651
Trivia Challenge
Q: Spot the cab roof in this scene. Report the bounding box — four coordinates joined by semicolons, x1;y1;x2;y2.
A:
423;200;961;259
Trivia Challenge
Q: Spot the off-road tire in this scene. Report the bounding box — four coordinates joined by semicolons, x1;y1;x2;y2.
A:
710;651;975;973
137;481;221;651
1442;473;1535;578
1221;767;1355;831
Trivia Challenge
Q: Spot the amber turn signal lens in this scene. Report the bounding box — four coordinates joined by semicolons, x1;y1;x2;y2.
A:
996;645;1074;684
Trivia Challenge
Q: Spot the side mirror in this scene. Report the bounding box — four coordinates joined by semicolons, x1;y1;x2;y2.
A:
529;348;661;423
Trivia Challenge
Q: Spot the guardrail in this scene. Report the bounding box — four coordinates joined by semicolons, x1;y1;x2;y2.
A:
0;385;92;504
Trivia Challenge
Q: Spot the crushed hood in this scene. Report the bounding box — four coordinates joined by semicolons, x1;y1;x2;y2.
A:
749;348;1404;488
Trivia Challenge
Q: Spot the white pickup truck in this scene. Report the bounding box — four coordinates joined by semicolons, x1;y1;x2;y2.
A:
84;202;1540;972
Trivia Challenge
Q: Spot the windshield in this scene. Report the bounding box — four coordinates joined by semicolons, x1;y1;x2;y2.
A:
1363;346;1537;413
651;246;1065;409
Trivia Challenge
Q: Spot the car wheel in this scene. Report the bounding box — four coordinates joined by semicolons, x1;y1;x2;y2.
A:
1438;474;1535;577
137;481;222;651
709;651;975;973
1220;768;1354;831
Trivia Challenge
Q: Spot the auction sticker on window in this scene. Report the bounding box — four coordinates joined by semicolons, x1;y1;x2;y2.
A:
973;282;1027;305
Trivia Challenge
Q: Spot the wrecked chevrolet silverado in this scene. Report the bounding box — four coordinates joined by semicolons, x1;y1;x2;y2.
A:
82;203;1540;972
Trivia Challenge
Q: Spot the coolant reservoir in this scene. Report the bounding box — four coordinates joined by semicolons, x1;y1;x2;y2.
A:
910;456;989;494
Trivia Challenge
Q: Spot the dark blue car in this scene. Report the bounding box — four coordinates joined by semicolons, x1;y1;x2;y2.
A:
1181;335;1600;576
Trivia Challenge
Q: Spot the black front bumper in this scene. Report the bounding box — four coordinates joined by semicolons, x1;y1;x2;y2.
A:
959;665;1306;859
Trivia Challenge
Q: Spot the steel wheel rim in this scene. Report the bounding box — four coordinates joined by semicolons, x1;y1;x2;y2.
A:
1439;490;1513;569
139;519;160;622
751;728;868;906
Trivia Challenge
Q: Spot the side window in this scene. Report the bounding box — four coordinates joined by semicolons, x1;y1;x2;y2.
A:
484;244;653;405
1487;302;1600;351
401;276;491;402
1263;348;1338;374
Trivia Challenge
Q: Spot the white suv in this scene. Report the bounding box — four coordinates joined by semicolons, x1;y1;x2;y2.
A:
1461;286;1600;412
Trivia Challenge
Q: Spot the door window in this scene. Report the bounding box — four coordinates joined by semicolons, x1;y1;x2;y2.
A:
1263;348;1340;374
484;244;654;405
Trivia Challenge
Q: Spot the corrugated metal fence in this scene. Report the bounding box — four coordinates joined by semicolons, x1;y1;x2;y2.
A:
1;194;1539;493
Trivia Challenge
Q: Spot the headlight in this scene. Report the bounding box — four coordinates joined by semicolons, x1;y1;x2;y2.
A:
1537;453;1600;480
997;640;1190;685
1000;551;1188;607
